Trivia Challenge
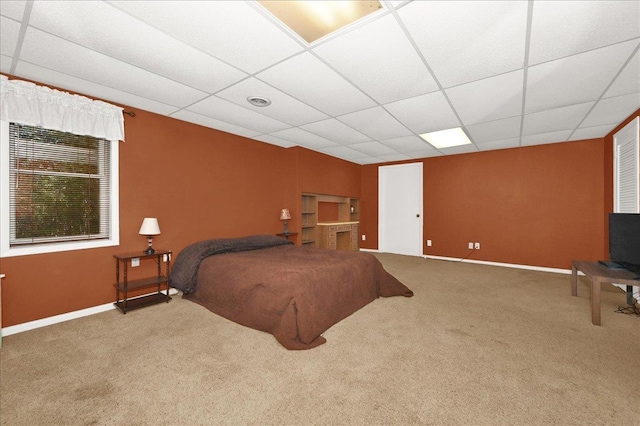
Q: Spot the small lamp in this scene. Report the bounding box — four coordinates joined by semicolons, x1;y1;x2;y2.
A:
280;208;291;234
139;218;161;255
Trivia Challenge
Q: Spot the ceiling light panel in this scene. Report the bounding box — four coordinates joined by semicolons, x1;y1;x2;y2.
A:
528;0;640;66
216;77;329;126
20;27;208;108
398;0;528;88
446;70;524;125
383;91;460;134
257;52;376;116
257;0;383;44
338;106;413;140
110;0;303;73
313;14;437;104
420;127;472;149
29;1;248;94
525;40;638;114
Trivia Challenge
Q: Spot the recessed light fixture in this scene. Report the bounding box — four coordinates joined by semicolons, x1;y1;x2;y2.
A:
257;0;383;44
420;127;472;149
247;96;272;107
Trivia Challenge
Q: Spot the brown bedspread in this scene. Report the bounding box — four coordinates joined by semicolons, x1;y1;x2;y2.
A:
171;236;412;350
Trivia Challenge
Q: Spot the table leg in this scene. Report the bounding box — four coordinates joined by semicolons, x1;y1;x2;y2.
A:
591;278;602;326
571;264;578;297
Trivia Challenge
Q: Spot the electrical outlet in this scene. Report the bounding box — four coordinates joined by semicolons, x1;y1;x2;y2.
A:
162;254;170;262
427;239;432;247
362;235;366;241
468;242;473;250
475;242;480;250
131;258;140;267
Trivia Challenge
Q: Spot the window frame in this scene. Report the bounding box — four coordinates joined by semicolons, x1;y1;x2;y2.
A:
0;120;120;257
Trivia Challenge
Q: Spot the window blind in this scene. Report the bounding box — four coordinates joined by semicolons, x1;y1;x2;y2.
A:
9;123;111;246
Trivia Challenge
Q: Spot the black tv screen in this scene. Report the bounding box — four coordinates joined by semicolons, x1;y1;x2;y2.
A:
609;213;640;271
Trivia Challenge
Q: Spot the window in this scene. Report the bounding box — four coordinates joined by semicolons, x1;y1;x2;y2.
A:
1;121;119;257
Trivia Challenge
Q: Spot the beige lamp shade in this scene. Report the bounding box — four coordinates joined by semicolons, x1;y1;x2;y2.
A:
139;218;161;236
280;209;291;220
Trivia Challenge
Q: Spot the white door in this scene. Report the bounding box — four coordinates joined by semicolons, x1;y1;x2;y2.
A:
378;162;423;256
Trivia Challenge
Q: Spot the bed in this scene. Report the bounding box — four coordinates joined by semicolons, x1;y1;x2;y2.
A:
169;235;413;350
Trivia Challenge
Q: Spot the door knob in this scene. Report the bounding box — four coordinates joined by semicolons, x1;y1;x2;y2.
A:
416;214;420;218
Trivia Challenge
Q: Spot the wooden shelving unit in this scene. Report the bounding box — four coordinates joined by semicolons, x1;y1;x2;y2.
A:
301;194;318;247
301;193;360;250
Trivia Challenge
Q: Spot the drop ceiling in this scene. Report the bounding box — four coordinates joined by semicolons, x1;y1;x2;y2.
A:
1;0;639;165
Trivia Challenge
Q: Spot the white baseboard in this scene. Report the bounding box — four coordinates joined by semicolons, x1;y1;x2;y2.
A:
1;288;179;337
361;248;572;274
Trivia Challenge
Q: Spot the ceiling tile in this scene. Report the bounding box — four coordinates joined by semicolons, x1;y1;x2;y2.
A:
187;96;291;134
319;146;368;161
466;116;522;143
257;52;376;116
313;14;437;104
580;93;640;128
529;0;640;65
216;77;328;126
377;153;412;162
446;70;523;125
525;40;639;114
338;106;412;140
171;110;261;139
349;141;399;156
404;149;442;159
109;0;303;73
0;16;19;59
522;102;595;136
569;124;615;141
0;54;12;74
352;156;383;165
521;130;572;146
300;118;371;145
252;134;297;148
384;91;460;134
269;127;339;150
438;144;479;156
379;135;434;153
28;1;248;94
399;0;528;88
604;49;640;99
20;27;208;108
476;137;521;151
14;61;181;116
0;1;25;20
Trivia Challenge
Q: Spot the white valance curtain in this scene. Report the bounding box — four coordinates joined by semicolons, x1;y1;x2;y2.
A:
0;75;125;141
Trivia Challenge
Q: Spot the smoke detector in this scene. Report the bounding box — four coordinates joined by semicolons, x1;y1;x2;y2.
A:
247;96;272;107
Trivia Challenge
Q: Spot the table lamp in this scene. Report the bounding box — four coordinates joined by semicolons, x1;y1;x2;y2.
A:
139;218;161;255
280;209;291;234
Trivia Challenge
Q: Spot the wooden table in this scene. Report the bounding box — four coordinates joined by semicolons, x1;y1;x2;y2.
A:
571;260;640;325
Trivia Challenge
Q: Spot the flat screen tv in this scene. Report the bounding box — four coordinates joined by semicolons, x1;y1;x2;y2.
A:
608;213;640;275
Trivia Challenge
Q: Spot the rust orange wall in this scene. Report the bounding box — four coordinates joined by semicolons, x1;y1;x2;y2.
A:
0;85;360;327
361;138;607;269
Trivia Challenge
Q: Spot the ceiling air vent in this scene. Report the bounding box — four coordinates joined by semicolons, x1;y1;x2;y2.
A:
247;96;272;107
